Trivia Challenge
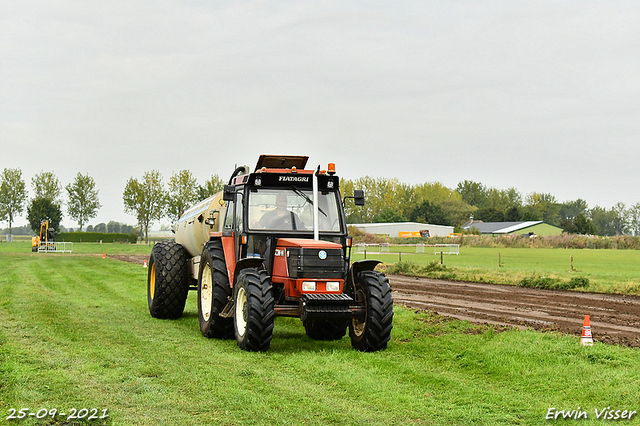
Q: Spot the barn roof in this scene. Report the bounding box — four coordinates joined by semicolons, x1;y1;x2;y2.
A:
462;221;543;234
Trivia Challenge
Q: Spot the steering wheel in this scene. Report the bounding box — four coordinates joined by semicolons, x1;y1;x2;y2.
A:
269;215;290;230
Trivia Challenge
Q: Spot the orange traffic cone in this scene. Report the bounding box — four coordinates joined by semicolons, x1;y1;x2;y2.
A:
581;315;593;346
143;259;148;268
102;252;106;259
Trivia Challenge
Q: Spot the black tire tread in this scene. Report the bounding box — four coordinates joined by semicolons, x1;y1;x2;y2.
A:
349;270;394;352
235;268;274;352
147;241;189;319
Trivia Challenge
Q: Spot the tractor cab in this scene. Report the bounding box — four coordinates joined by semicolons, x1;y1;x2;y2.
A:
220;156;352;298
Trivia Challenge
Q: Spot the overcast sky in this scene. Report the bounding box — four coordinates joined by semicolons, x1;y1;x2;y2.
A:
2;1;639;230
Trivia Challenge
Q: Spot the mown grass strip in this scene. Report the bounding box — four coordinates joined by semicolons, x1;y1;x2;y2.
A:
1;252;639;425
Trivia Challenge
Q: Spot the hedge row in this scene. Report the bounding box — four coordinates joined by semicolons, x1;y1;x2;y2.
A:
57;232;137;244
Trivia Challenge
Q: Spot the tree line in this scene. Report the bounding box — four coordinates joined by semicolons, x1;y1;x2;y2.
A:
2;167;638;240
122;170;225;242
341;178;640;237
0;168;225;243
0;169;101;236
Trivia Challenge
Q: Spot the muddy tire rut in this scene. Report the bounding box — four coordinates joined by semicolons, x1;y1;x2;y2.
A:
389;274;640;347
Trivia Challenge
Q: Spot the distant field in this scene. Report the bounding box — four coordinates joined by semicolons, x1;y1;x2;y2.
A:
353;245;640;295
1;250;639;425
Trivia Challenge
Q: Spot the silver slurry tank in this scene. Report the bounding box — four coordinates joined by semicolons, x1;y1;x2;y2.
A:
174;191;226;258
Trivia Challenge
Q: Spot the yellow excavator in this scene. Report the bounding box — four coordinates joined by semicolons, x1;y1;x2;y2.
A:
31;219;56;252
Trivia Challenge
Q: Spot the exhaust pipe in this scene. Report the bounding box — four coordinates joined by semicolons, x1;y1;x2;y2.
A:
313;165;320;241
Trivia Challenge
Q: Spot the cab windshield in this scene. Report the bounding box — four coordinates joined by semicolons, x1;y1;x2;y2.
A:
248;188;342;232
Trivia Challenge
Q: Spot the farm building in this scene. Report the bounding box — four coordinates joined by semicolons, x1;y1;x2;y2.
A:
349;222;454;238
461;221;563;236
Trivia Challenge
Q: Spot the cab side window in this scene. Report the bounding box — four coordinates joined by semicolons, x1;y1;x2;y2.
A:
223;199;234;230
223;192;244;232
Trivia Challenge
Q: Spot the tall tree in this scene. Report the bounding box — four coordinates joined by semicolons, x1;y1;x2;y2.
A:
590;206;615;236
574;213;598;235
0;168;28;235
94;223;107;233
66;172;101;231
197;174;225;201
107;221;121;233
32;171;62;204
558;199;589;221
407;200;449;226
504;206;522;221
526;192;560;225
373;207;406;223
27;198;63;234
610;202;629;236
123;170;166;243
167;170;199;224
456;180;488;207
474;207;505;222
629;202;640;236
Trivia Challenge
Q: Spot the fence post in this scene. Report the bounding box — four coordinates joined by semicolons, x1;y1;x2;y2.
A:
440;251;443;264
571;255;574;272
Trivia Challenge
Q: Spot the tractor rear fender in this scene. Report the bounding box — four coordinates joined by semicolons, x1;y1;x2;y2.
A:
346;260;382;295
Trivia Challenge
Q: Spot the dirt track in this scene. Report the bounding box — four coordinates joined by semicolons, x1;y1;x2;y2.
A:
115;255;640;347
389;274;640;347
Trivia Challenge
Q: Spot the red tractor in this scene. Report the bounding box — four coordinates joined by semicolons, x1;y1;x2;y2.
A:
147;155;393;351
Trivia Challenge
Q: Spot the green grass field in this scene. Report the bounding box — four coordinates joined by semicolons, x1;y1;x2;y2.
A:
353;246;640;295
1;243;639;425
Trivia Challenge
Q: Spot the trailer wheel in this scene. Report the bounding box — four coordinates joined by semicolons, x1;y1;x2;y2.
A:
303;319;348;341
198;241;233;339
147;241;189;319
349;270;393;352
233;268;274;351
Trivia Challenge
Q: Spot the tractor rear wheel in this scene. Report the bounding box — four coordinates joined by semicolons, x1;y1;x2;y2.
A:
233;268;274;351
303;319;348;341
349;270;393;352
147;241;190;319
197;241;233;339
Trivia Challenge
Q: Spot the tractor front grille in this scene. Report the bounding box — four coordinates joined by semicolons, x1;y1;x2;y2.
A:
286;248;346;279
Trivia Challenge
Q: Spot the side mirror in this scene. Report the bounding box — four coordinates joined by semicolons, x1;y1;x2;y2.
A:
223;185;235;202
354;190;365;206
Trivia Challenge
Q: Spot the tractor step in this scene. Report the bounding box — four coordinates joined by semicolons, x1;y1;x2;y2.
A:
219;297;234;318
299;293;354;321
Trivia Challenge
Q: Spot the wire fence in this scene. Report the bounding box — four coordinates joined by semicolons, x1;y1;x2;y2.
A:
355;243;459;257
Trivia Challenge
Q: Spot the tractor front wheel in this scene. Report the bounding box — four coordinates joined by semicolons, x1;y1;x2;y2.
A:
147;241;190;319
233;268;274;351
349;270;393;352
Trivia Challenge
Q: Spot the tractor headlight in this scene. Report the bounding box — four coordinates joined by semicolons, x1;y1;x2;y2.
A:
326;281;340;292
302;281;316;292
